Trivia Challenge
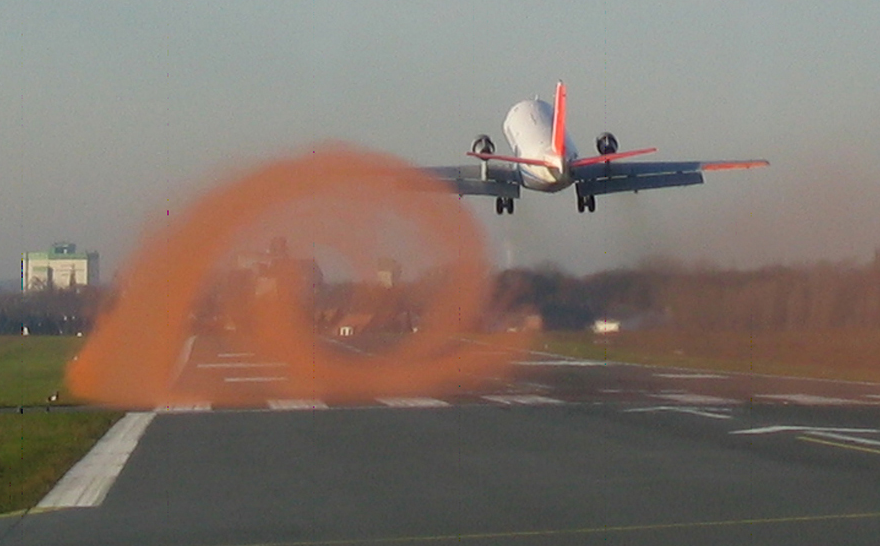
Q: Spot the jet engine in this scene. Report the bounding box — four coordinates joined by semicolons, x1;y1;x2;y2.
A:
596;132;618;155
470;134;495;155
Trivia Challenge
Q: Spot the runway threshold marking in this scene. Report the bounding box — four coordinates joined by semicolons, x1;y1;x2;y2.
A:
243;511;880;545
157;403;212;412
37;412;155;508
267;399;329;410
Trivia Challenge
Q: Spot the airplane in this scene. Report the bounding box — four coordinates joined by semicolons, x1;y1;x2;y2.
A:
430;81;768;215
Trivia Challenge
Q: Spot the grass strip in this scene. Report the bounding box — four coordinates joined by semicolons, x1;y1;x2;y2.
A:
0;336;85;407
536;330;880;383
0;411;123;514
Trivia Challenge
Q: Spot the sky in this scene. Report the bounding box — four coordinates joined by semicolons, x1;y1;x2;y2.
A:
3;1;880;283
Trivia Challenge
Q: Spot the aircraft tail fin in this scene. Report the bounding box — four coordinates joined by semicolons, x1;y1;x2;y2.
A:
551;80;566;159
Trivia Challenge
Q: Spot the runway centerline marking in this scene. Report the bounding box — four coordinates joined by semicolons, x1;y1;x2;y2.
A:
650;393;738;405
224;376;287;383
483;394;564;405
242;511;880;545
807;431;880;447
514;360;609;367
798;436;880;456
654;373;727;379
376;397;450;408
730;425;880;435
197;362;286;369
625;406;732;420
755;394;875;405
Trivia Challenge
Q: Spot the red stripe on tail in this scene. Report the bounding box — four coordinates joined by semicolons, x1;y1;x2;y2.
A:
551;81;566;158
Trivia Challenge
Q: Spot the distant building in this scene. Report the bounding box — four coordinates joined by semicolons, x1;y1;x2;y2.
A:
377;257;401;289
591;319;621;335
22;242;99;292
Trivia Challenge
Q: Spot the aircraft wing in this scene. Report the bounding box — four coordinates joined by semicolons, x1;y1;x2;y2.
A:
426;165;522;199
573;160;768;197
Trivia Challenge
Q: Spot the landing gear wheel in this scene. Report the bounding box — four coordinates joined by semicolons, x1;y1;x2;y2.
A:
586;195;596;213
577;196;586;213
497;197;514;215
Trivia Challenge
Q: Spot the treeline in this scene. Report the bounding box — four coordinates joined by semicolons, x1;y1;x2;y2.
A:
5;256;880;335
491;257;880;332
0;287;104;335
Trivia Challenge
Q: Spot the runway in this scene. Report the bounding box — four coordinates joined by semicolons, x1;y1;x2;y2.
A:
3;336;880;545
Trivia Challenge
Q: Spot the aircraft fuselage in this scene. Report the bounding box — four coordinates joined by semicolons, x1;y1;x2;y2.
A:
502;99;579;192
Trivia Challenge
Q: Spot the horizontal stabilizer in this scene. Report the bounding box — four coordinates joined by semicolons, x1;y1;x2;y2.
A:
576;172;704;196
466;152;554;168
701;160;770;170
570;148;658;168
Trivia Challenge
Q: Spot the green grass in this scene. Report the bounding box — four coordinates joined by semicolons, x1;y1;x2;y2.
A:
535;330;880;383
0;336;85;407
0;335;122;515
0;411;123;514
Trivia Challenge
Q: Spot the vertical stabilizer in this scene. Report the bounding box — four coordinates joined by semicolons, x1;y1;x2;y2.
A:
551;80;566;159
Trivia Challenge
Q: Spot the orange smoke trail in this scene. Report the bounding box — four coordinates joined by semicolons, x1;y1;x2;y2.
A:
67;145;530;408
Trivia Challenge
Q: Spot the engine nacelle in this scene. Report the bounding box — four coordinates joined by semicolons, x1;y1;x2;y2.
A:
470;134;495;155
596;132;618;155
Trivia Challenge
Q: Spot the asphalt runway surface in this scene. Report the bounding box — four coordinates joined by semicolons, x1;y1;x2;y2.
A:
3;336;880;545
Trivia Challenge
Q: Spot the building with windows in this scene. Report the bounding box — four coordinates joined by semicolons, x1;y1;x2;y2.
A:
22;242;99;292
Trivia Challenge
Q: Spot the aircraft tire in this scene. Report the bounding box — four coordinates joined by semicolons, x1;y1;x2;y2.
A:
587;195;596;213
495;197;504;215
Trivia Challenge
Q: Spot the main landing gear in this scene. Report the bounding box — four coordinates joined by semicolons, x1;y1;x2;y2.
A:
577;194;596;213
495;197;514;215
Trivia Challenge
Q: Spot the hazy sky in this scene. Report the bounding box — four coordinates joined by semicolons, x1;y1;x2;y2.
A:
3;1;879;282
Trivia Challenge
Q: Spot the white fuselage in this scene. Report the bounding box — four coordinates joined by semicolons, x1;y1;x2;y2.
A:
502;99;579;192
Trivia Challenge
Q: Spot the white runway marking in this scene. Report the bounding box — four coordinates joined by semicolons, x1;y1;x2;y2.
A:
168;335;196;387
864;394;880;400
483;394;565;406
157;403;212;412
224;376;287;383
808;431;880;447
731;425;880;435
217;352;255;358
376;397;451;408
38;412;155;508
197;362;285;369
514;360;609;367
268;399;329;410
625;406;732;420
755;394;873;405
651;393;738;405
654;373;727;379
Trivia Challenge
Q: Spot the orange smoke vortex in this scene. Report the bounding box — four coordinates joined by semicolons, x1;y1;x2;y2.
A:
67;145;529;408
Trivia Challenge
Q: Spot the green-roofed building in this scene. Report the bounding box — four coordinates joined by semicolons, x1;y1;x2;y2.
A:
22;242;99;292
